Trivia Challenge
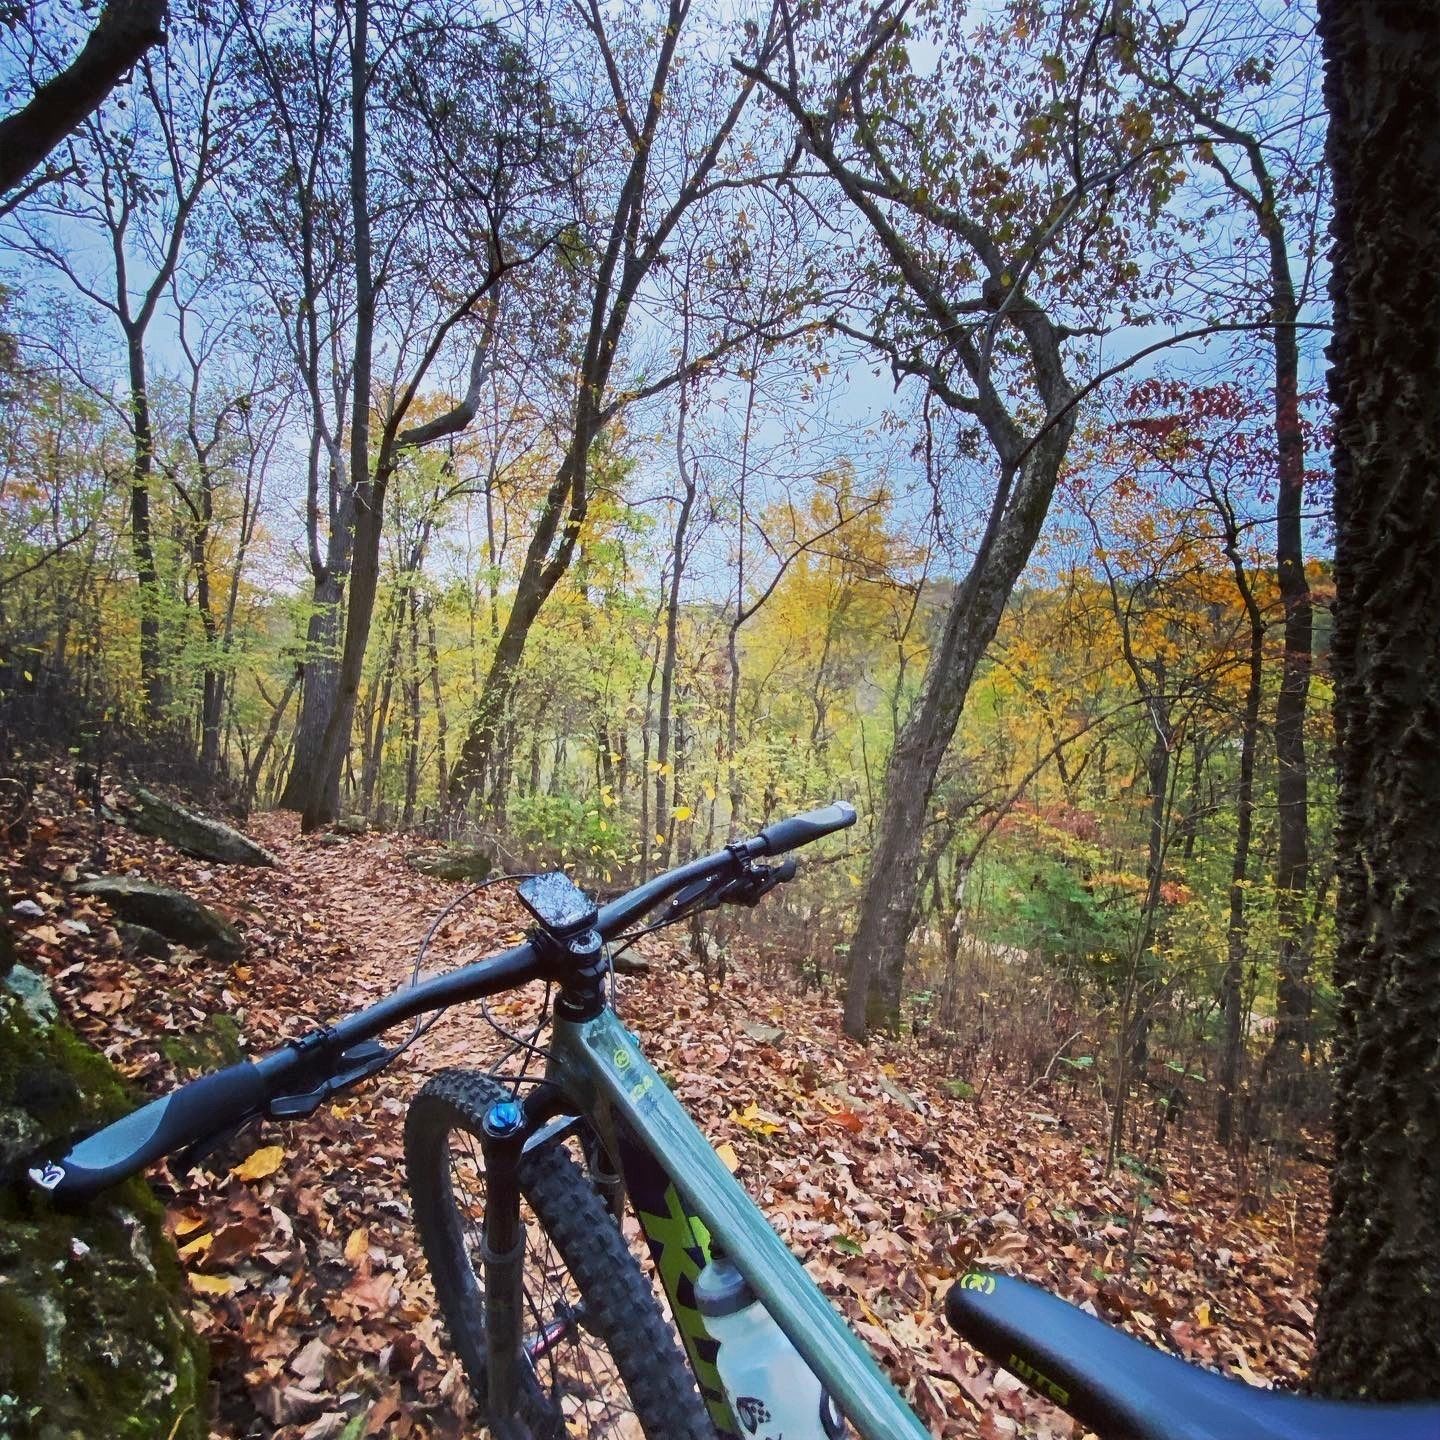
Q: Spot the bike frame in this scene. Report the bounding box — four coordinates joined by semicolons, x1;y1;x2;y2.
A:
539;1003;932;1440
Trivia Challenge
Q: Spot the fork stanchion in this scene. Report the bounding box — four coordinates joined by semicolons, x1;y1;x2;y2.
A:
480;1098;529;1438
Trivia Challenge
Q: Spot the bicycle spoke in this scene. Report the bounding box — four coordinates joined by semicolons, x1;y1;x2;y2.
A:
442;1127;644;1436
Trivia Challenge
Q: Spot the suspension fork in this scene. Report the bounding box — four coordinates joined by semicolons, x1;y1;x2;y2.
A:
479;1097;529;1439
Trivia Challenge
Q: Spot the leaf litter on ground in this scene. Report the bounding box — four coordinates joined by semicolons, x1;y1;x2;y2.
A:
6;779;1329;1440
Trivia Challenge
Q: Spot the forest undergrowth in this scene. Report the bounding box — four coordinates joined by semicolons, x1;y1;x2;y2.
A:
4;773;1327;1440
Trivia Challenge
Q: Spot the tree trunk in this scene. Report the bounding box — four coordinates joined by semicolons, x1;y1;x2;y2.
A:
124;327;166;722
245;667;299;808
451;431;591;801
1264;300;1316;1109
1311;0;1440;1399
300;0;375;832
1216;506;1266;1147
426;599;448;814
656;384;697;860
402;587;421;828
359;614;401;815
278;569;345;810
845;427;1074;1038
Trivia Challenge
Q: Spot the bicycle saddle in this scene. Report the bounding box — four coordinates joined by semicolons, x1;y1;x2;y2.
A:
945;1271;1440;1440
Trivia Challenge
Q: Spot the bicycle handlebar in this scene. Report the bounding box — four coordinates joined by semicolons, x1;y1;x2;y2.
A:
30;1057;279;1197
754;801;856;857
27;801;856;1202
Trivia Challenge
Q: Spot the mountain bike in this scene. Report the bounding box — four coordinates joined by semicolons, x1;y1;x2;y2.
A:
27;802;1440;1440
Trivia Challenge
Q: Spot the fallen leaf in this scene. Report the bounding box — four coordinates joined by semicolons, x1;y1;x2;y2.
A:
233;1145;286;1182
289;1336;331;1388
189;1272;237;1295
730;1102;784;1136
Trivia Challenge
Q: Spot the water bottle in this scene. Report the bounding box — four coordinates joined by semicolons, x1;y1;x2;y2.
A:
695;1253;847;1439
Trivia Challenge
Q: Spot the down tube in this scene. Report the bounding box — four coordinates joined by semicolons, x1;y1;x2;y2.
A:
557;1009;932;1440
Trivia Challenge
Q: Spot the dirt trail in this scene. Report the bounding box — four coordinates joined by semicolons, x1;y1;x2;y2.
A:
8;799;1328;1440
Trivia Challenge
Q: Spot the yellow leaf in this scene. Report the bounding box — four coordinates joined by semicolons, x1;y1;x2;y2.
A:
178;1231;213;1261
729;1103;784;1137
715;1142;740;1173
1196;1301;1212;1328
344;1227;370;1264
169;1209;208;1239
189;1272;237;1295
673;805;693;822
232;1145;285;1182
655;833;666;845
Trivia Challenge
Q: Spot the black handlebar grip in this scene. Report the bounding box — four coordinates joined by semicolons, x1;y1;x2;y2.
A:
756;801;857;856
29;1059;271;1201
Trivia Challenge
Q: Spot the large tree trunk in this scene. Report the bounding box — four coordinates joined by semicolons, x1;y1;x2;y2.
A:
299;0;375;832
844;429;1073;1038
1311;0;1440;1399
278;569;345;809
0;0;167;200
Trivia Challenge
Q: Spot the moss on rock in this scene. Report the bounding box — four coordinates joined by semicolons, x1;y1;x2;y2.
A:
0;988;207;1440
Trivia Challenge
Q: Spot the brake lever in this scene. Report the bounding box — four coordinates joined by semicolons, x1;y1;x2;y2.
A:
720;856;799;908
267;1039;393;1120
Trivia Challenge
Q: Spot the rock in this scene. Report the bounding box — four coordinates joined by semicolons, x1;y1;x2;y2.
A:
876;1072;923;1113
311;832;347;847
405;846;493;882
826;1082;870;1111
115;922;172;961
4;963;59;1029
11;899;44;919
73;876;243;961
0;990;206;1440
611;951;652;976
122;787;277;867
334;814;369;836
740;1021;785;1046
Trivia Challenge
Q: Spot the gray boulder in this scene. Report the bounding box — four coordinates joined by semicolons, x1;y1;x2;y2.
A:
115;921;173;960
122;787;277;867
74;876;244;960
4;962;59;1028
405;845;493;882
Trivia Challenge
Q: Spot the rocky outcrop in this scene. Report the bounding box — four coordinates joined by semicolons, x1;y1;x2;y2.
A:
120;788;276;867
72;877;243;961
0;957;206;1440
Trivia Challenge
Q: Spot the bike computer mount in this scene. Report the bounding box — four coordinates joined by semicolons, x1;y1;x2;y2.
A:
517;872;607;1021
516;872;599;938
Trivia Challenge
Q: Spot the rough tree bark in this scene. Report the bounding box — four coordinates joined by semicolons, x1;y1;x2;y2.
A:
1311;0;1440;1399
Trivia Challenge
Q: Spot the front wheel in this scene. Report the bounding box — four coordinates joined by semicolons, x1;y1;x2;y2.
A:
405;1069;713;1439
